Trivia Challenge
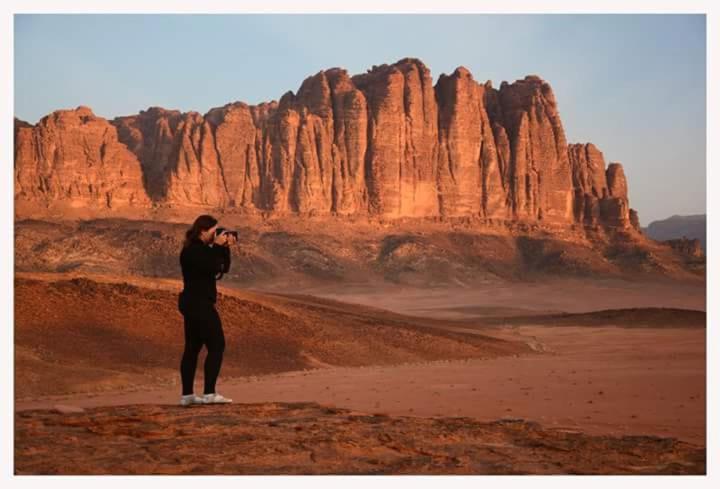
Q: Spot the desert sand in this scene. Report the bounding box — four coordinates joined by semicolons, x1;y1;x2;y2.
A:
14;271;706;474
17;321;706;445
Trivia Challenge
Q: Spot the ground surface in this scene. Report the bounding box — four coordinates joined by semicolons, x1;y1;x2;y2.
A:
15;401;705;475
15;216;705;289
13;270;706;474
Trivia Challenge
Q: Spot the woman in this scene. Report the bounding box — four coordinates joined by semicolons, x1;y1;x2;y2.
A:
177;214;237;406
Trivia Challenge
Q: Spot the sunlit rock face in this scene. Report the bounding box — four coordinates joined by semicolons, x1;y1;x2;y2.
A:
14;58;640;230
568;143;638;230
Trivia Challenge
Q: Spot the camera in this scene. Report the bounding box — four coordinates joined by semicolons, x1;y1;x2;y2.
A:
214;227;238;241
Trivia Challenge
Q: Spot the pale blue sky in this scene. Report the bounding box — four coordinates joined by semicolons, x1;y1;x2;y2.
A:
14;14;706;225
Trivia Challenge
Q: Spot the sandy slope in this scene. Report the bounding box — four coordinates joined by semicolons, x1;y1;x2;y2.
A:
15;217;706;290
14;272;529;399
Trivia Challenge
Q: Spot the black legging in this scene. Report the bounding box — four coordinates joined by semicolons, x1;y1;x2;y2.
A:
180;303;225;396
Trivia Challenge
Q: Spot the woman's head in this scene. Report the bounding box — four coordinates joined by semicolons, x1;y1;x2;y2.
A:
183;215;218;248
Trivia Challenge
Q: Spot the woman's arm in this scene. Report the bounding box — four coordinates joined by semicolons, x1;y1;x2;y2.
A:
184;243;231;278
212;244;231;279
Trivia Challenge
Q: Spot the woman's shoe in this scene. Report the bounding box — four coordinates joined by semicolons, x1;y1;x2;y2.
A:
202;393;233;404
179;394;204;406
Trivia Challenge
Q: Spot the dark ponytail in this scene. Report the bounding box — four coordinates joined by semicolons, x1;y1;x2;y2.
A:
183;214;218;249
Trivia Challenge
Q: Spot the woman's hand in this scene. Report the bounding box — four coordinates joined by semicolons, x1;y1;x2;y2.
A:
226;234;238;246
214;232;229;246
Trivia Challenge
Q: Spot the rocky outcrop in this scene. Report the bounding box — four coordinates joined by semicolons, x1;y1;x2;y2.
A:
663;237;704;258
353;61;438;217
16;401;705;475
485;75;573;223
629;209;641;231
14;107;150;210
14;58;641;232
112;107;184;202
568;143;640;231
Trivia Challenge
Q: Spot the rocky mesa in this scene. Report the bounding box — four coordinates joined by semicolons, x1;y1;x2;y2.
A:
15;58;640;233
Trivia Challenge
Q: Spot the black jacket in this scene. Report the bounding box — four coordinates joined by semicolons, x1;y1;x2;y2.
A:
179;238;231;308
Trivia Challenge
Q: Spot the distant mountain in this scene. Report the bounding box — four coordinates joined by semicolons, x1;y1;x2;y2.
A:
643;215;706;252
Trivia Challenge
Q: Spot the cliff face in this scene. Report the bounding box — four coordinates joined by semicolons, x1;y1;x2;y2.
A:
14;107;150;209
568;143;639;231
14;57;639;231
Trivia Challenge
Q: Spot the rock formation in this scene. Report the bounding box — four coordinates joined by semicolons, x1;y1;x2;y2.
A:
14;57;641;231
663;237;704;258
14;107;150;210
568;143;640;231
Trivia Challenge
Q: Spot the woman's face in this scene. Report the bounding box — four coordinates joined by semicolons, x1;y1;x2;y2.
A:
200;224;217;244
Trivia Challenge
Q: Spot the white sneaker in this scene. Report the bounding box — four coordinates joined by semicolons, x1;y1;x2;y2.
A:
179;394;204;406
202;393;233;404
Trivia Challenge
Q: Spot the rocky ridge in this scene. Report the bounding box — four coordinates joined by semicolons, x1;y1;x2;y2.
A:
15;58;640;234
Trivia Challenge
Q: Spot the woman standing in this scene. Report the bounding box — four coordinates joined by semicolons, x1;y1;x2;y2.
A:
177;214;237;406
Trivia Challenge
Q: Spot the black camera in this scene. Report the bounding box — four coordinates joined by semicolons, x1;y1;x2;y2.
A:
214;227;238;240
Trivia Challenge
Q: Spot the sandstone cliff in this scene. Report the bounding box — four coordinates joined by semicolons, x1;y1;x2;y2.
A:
14;58;640;232
568;143;639;231
14;107;150;210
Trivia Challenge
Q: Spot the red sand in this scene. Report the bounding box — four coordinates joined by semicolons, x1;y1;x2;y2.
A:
17;324;706;446
265;276;706;318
